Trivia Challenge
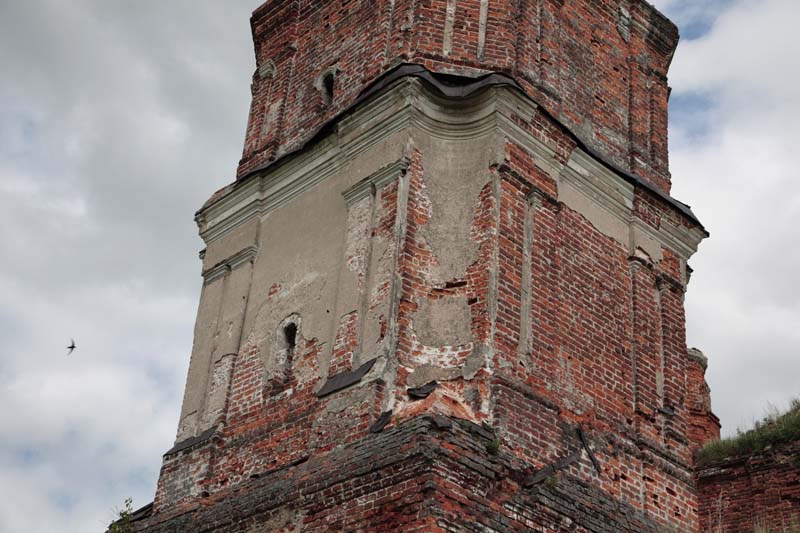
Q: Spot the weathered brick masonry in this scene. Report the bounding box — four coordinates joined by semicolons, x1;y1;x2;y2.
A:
238;0;679;193
128;0;726;531
697;441;800;532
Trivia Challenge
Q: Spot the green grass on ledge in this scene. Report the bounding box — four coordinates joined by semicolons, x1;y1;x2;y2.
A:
697;398;800;467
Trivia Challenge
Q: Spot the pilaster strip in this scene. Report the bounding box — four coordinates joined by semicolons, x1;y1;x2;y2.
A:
443;0;457;56
342;157;410;206
518;190;541;357
477;0;489;60
202;246;259;284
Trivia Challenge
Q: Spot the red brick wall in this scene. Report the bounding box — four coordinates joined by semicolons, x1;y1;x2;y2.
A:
239;0;678;193
144;1;718;530
487;139;706;530
138;416;683;532
154;99;710;532
698;441;800;533
686;350;721;456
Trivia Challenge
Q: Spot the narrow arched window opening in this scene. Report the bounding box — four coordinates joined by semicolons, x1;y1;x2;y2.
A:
323;72;335;100
316;68;338;106
268;318;300;397
322;71;335;105
284;322;297;355
281;321;299;386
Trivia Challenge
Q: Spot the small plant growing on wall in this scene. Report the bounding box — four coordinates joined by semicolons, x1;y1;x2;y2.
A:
108;497;134;533
486;438;500;456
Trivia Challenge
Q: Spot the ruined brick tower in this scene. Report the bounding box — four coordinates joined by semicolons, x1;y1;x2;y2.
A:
131;1;721;530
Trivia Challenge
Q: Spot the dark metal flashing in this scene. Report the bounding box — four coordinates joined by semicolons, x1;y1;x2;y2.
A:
316;358;376;398
577;426;602;475
249;454;309;480
523;448;584;487
130;502;154;522
164;426;216;457
220;63;705;234
369;410;393;433
407;380;438;400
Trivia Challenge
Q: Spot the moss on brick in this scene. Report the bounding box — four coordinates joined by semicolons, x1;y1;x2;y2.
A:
696;398;800;466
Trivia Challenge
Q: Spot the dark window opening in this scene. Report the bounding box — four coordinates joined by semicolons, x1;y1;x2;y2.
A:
322;72;335;104
284;323;297;354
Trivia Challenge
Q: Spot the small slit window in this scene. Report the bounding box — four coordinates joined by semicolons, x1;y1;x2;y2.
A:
270;316;300;394
322;72;335;102
283;322;297;355
316;67;338;106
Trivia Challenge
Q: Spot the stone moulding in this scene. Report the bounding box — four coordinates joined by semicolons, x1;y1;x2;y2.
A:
201;245;258;284
163;426;217;458
315;358;377;398
341;156;410;206
196;68;705;270
215;64;703;226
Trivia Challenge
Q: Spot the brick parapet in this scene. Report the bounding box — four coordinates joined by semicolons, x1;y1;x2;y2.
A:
697;440;800;533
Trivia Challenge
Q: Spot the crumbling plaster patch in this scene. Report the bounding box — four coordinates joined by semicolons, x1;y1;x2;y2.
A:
193;81;703;434
417;136;490;283
414;295;472;347
240;173;353;382
178;276;225;439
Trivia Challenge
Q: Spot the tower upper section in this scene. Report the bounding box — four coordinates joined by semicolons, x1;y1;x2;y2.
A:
239;0;679;193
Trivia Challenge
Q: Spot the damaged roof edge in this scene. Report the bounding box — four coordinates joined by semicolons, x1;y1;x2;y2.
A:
203;63;706;235
163;426;216;457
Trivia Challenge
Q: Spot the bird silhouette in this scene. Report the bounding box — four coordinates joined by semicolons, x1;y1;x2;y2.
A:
66;339;76;355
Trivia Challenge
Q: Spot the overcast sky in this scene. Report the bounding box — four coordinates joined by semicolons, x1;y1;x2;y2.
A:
0;1;797;531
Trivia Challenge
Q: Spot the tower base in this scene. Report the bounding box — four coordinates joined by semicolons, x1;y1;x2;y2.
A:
130;415;672;532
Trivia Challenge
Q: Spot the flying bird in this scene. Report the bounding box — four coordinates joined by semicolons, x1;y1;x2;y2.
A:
66;339;76;355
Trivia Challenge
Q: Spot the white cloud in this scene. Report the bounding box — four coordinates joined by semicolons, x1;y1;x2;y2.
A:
665;0;800;433
0;1;255;531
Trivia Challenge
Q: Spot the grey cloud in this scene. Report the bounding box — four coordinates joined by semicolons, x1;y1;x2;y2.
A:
665;0;800;434
0;1;256;531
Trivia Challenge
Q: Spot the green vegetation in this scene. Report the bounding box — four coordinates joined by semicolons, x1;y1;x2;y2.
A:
485;438;500;456
697;398;800;467
108;497;134;533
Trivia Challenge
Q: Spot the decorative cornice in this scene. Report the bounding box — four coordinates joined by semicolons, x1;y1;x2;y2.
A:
202;245;258;284
197;81;417;246
230;63;703;230
562;147;635;231
342;157;410;206
687;347;708;370
197;75;705;269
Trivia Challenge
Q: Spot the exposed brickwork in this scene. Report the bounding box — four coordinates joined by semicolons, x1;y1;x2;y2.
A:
685;350;721;456
136;416;679;532
239;0;678;193
148;128;714;530
127;1;742;531
697;441;800;533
